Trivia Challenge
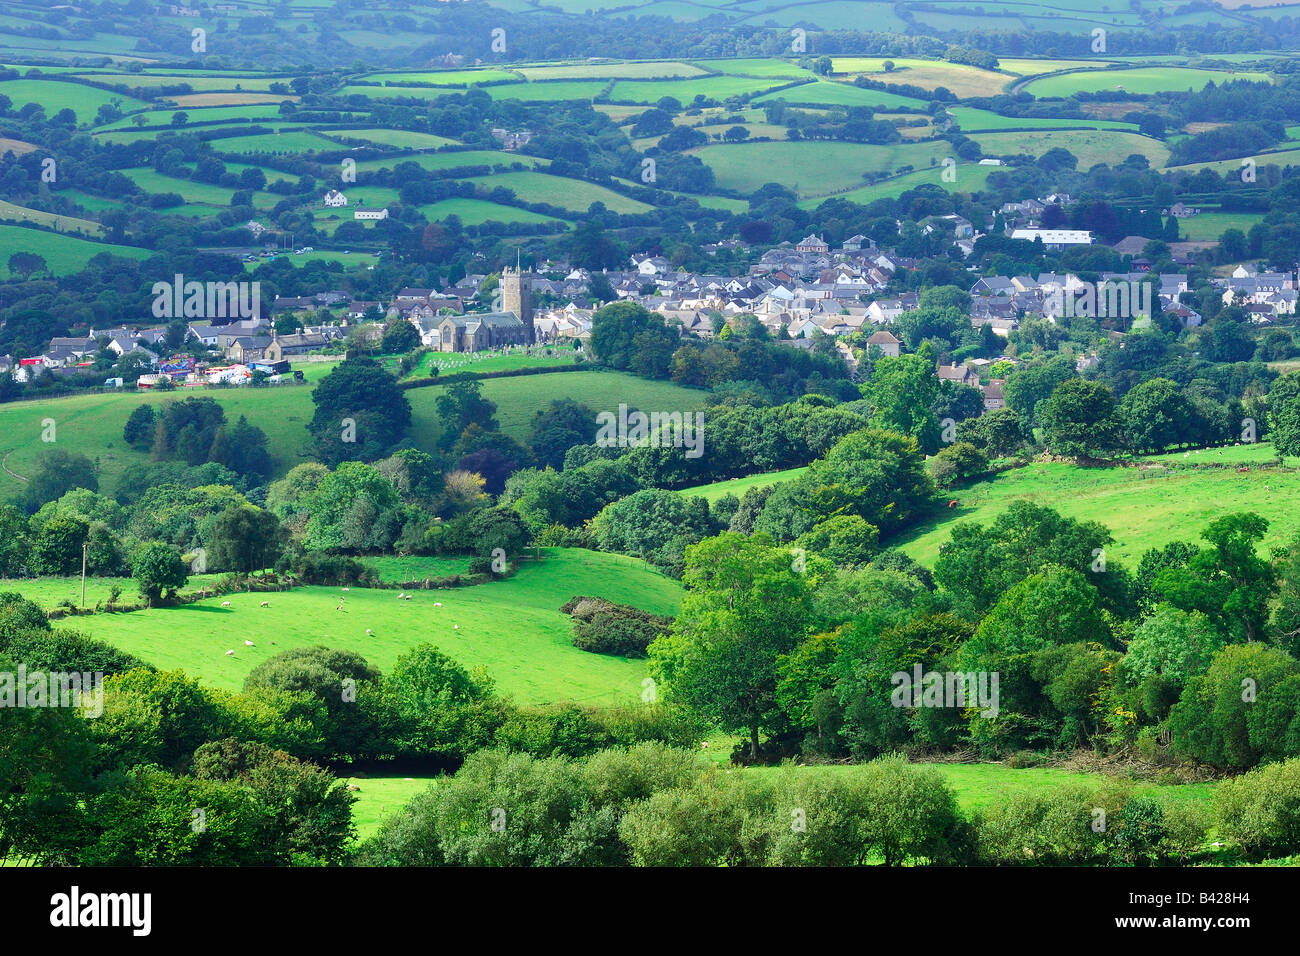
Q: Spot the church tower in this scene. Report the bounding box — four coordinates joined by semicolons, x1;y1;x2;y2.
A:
501;254;534;344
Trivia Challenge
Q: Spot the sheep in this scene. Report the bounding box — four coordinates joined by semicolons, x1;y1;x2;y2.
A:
398;592;405;599
342;587;350;592
403;594;412;601
365;628;372;635
221;601;232;607
225;649;235;656
454;624;460;630
244;640;255;647
260;601;270;608
434;602;444;607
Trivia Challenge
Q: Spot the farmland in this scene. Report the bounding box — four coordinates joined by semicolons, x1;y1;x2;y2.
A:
1022;66;1271;98
896;449;1300;568
0;369;708;498
77;548;679;704
0;224;151;278
693;140;950;198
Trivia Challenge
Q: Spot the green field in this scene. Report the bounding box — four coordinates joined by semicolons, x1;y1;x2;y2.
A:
418;197;567;227
321;128;459;149
76;549;680;704
355;150;543;174
464;171;653;214
0;225;151;278
800;163;1000;207
946;106;1137;133
676;466;808;504
896;449;1300;568
607;76;784;103
0;200;102;236
403;345;581;380
117;167;282;209
693;140;949;198
359;70;520;86
1173;211;1265;241
830;57;1012;98
361;555;475;582
0;370;708;498
752;80;923;110
971;129;1170;169
344;775;438;839
0;78;148;124
1023;67;1271;98
0;575;216;611
519;61;706;80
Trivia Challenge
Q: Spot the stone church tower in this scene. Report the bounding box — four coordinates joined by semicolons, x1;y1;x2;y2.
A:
500;261;534;344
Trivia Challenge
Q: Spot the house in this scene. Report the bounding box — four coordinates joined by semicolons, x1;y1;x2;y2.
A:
1010;228;1093;250
981;379;1006;411
323;190;348;208
938;363;979;388
796;233;830;255
354;208;389;221
1167;202;1199;218
865;330;901;358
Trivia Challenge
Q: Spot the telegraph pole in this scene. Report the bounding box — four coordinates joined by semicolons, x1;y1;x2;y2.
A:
81;542;88;610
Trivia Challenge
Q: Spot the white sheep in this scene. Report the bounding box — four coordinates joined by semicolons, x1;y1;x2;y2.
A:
453;624;460;630
434;602;443;607
225;649;235;656
403;594;412;601
365;628;372;635
398;592;405;599
244;640;255;646
260;601;270;607
221;601;231;607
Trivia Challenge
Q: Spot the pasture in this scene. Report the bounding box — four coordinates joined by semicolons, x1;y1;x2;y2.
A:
692;140;949;198
0;224;151;278
971;129;1170;168
1023;67;1270;98
463;171;653;214
675;467;808;504
895;449;1300;568
76;548;681;704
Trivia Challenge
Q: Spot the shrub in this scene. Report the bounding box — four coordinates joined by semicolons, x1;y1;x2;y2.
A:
560;595;673;657
1213;757;1300;859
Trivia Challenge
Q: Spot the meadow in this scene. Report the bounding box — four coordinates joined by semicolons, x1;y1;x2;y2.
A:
0;224;152;278
0;369;709;498
0;199;102;236
895;448;1300;568
462;171;653;214
416;197;567;227
830;57;1012;99
675;466;808;504
971;129;1170;168
1174;211;1265;241
1023;66;1270;98
692;140;949;198
0;78;149;124
75;548;680;704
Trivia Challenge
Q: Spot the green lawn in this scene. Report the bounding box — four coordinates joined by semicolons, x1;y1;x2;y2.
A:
344;775;438;839
0;574;216;611
1174;211;1264;241
418;197;568;227
895;448;1300;568
361;555;474;583
320;128;458;149
355;150;543;174
75;549;681;705
0;78;148;124
946;106;1136;133
402;345;581;380
753;80;924;110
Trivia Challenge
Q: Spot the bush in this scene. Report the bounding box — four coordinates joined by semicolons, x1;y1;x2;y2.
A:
560;595;673;657
1213;757;1300;859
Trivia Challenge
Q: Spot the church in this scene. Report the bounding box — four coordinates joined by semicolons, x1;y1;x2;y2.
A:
437;265;534;352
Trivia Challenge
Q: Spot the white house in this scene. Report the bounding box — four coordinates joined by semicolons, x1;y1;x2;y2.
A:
354;207;389;221
324;190;349;208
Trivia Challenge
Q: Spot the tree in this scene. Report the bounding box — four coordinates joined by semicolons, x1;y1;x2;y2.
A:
1154;512;1276;644
649;533;812;758
7;252;46;281
21;450;98;514
589;301;677;377
207;505;282;574
132;542;188;606
1119;377;1194;453
528;399;598;471
208;415;274;482
1040;378;1121;459
1267;371;1300;458
381;317;420;354
862;354;940;453
30;513;89;576
123;404;156;449
434;381;498;451
309;357;412;466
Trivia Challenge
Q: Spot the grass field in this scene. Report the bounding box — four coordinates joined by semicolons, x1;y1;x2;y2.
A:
418;197;567;227
971;129;1170;168
320;128;459;149
463;171;653;214
361;555;475;582
800;163;1000;207
752;80;924;110
1173;211;1265;240
0;78;148;124
675;466;808;504
402;345;581;380
355;150;543;174
946;106;1137;133
0;199;102;236
76;548;681;704
895;449;1300;568
692;140;949;198
344;775;438;839
519;61;705;80
0;224;151;278
0;370;708;498
830;57;1012;98
1023;67;1270;98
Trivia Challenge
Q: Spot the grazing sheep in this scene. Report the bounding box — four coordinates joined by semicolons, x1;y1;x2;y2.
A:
221;601;231;607
403;595;412;601
260;601;270;607
244;640;255;646
453;624;460;630
225;649;235;656
342;587;350;592
398;592;405;599
434;602;443;607
365;628;372;635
